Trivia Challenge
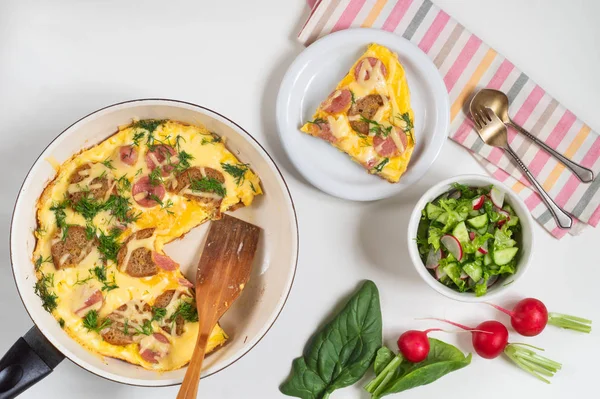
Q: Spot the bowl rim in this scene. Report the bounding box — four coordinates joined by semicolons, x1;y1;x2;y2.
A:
407;174;534;303
9;98;299;386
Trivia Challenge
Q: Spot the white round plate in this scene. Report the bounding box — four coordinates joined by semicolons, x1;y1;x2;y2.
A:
276;28;449;201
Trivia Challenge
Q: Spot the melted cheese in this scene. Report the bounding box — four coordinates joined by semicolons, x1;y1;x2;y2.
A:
32;120;259;371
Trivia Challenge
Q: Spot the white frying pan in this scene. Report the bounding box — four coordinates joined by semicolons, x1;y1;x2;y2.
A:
1;99;298;397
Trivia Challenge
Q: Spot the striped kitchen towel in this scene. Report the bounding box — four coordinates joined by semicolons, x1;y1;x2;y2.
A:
298;0;600;238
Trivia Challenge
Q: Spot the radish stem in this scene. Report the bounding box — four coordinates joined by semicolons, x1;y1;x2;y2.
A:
548;312;592;333
365;354;403;394
504;343;562;384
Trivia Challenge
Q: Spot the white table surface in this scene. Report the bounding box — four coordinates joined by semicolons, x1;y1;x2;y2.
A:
1;0;599;398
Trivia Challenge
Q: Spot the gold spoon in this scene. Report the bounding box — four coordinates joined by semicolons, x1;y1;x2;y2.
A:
471;107;573;229
471;89;594;182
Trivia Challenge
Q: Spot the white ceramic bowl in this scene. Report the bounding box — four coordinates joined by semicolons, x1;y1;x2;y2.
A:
10;99;298;386
407;174;534;302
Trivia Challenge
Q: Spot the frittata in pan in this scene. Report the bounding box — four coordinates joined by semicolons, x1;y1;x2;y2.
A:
32;119;262;371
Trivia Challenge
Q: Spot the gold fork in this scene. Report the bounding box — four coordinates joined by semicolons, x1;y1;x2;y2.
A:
472;107;573;229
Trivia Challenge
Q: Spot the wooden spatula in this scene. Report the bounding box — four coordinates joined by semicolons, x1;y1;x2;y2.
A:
177;214;261;399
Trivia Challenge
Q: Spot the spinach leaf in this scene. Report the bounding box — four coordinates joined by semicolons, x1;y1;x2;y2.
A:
374;338;471;398
280;281;382;399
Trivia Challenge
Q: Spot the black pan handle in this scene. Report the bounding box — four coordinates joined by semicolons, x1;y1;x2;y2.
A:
0;326;64;398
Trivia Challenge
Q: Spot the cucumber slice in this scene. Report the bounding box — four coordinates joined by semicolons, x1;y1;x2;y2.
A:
444;263;465;289
507;215;520;227
426;203;444;220
452;222;470;244
477;226;488;235
484;253;493;266
463;262;483;282
467;214;488;229
493;247;519;265
435;212;449;224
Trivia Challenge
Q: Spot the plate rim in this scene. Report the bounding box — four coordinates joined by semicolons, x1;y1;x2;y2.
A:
276;27;450;201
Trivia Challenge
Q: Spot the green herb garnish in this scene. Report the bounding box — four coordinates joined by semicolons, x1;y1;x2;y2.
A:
152;307;167;322
72;196;105;220
131;119;165;134
307;118;326;128
361;116;392;137
148;167;164;187
97;228;122;263
82;310;112;333
116;174;132;192
104;194;140;224
101;158;115;170
132;131;145;147
172;150;194;173
221;163;249;186
396;112;414;131
50;200;69;229
34;272;58;313
190;177;226;197
350;90;356;105
250;182;257;193
200;134;222;145
373;158;389;173
34;255;52;271
135;319;154;336
171;299;199;323
58;318;65;328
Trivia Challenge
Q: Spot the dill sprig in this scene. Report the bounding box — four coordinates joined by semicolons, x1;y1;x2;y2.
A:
151;307;167;322
172;150;194;174
148;167;164;186
135;319;154;336
190;177;226;197
221;163;249;186
90;265;119;291
82;310;112;333
34;272;58;313
307;118;326;128
396;112;413;131
72;196;105;220
101;158;115;170
171;298;198;323
97;228;122;263
360;116;392;137
372;158;389;173
50;199;69;229
104;194;140;224
200;134;222;145
34;255;52;271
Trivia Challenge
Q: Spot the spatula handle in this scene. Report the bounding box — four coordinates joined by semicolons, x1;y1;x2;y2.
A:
505;145;573;229
509;122;594;182
176;329;210;399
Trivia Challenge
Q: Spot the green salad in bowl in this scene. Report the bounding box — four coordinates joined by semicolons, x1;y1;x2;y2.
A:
415;183;522;297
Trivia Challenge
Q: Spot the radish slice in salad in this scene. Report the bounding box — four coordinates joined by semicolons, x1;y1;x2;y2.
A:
472;195;485;210
469;232;476;241
460;270;469;280
435;266;447;280
426;248;442;269
478;241;489;255
490;187;505;208
440;234;463;261
487;275;499;287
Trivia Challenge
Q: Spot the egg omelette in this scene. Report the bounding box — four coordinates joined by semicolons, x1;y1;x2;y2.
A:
300;43;415;183
32;119;262;371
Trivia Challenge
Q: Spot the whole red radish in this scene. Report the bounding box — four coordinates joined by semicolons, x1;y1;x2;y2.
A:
487;298;592;336
429;318;561;383
397;329;438;362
